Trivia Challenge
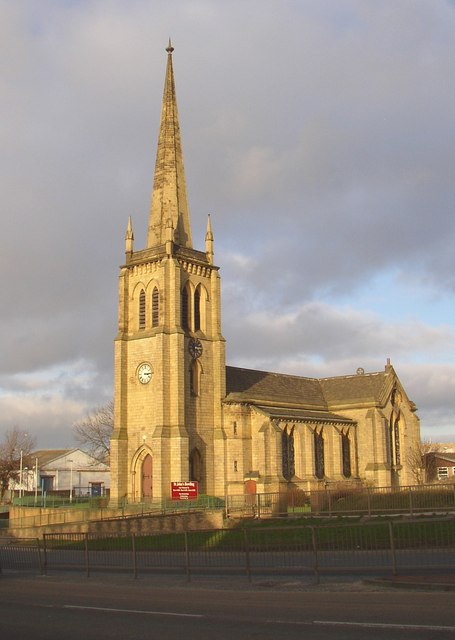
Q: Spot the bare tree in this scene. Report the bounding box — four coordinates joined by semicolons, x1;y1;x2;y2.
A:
0;427;36;499
407;438;441;484
73;401;113;462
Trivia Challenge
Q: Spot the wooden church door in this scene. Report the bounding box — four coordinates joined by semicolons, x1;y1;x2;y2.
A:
142;454;153;499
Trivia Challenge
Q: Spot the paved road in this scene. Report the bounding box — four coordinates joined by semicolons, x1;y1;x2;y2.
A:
0;572;455;639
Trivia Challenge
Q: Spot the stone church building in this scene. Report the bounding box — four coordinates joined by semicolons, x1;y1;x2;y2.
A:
109;43;421;505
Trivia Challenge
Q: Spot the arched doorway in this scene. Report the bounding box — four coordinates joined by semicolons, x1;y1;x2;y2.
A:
142;454;153;499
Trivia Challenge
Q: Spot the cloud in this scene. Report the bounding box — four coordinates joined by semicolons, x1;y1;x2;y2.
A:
1;0;455;445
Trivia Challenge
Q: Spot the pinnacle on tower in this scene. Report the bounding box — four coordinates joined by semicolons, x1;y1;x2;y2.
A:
147;41;192;249
125;215;134;256
205;214;214;264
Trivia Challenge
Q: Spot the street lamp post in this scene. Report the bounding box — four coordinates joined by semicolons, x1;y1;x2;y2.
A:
68;459;73;503
19;450;23;500
34;457;38;506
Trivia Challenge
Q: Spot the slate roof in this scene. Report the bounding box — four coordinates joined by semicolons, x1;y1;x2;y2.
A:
31;449;76;467
320;372;388;407
432;452;455;464
225;366;325;407
225;365;391;414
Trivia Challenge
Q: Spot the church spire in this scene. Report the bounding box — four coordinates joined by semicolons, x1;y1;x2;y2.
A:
147;40;193;249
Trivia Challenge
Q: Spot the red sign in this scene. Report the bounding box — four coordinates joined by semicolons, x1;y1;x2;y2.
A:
171;481;198;501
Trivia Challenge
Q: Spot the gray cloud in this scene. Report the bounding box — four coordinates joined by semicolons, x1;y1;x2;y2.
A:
1;0;455;446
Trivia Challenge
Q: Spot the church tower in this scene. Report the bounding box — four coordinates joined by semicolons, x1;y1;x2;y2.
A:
110;42;226;505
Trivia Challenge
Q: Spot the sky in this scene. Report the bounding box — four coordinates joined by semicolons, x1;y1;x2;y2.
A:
1;0;455;448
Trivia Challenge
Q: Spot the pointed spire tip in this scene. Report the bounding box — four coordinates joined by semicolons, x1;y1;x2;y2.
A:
166;38;174;54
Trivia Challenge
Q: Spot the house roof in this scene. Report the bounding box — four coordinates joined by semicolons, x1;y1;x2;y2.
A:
31;449;76;466
432;452;455;464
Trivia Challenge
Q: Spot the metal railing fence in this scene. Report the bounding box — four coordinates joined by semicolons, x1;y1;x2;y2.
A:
226;483;455;518
1;517;452;583
3;483;455;533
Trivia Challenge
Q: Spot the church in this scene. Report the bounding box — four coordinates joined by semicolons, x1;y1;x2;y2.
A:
109;43;421;505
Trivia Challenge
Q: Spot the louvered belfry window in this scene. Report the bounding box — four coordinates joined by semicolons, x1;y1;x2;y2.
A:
152;287;159;327
139;289;146;329
181;287;189;329
194;287;201;331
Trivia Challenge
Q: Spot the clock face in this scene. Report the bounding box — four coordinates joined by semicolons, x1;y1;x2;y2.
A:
188;338;203;359
137;362;153;384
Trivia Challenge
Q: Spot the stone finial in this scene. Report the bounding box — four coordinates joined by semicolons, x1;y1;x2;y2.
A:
125;216;134;256
205;214;214;264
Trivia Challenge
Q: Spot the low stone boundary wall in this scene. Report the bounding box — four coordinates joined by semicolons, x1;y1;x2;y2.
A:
4;507;224;539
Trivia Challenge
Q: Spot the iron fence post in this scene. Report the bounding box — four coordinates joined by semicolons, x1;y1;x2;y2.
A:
36;537;44;575
311;526;320;585
42;534;47;576
243;528;252;583
367;487;371;517
388;521;397;576
409;487;414;517
256;493;261;519
132;533;137;579
84;533;90;578
184;531;191;582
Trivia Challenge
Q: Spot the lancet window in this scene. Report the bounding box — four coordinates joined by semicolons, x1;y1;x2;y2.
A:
152;287;159;327
190;359;202;396
282;425;295;481
181;286;189;330
194;287;201;331
314;429;325;479
189;448;202;482
341;430;351;478
139;289;146;329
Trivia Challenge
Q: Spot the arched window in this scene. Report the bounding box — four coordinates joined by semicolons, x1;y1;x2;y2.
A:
190;360;202;396
389;416;401;465
314;429;325;479
139;289;146;329
341;431;351;478
181;286;189;330
190;448;202;482
194;287;201;331
282;425;295;481
152;287;159;327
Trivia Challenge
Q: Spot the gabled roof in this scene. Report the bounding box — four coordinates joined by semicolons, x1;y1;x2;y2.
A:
31;449;77;466
431;452;455;464
226;366;325;408
225;365;404;418
320;371;388;407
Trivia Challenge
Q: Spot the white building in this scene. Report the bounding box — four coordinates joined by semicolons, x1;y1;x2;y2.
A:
14;449;110;497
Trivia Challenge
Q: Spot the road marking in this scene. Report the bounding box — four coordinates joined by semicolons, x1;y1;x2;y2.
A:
314;620;455;632
64;605;203;618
